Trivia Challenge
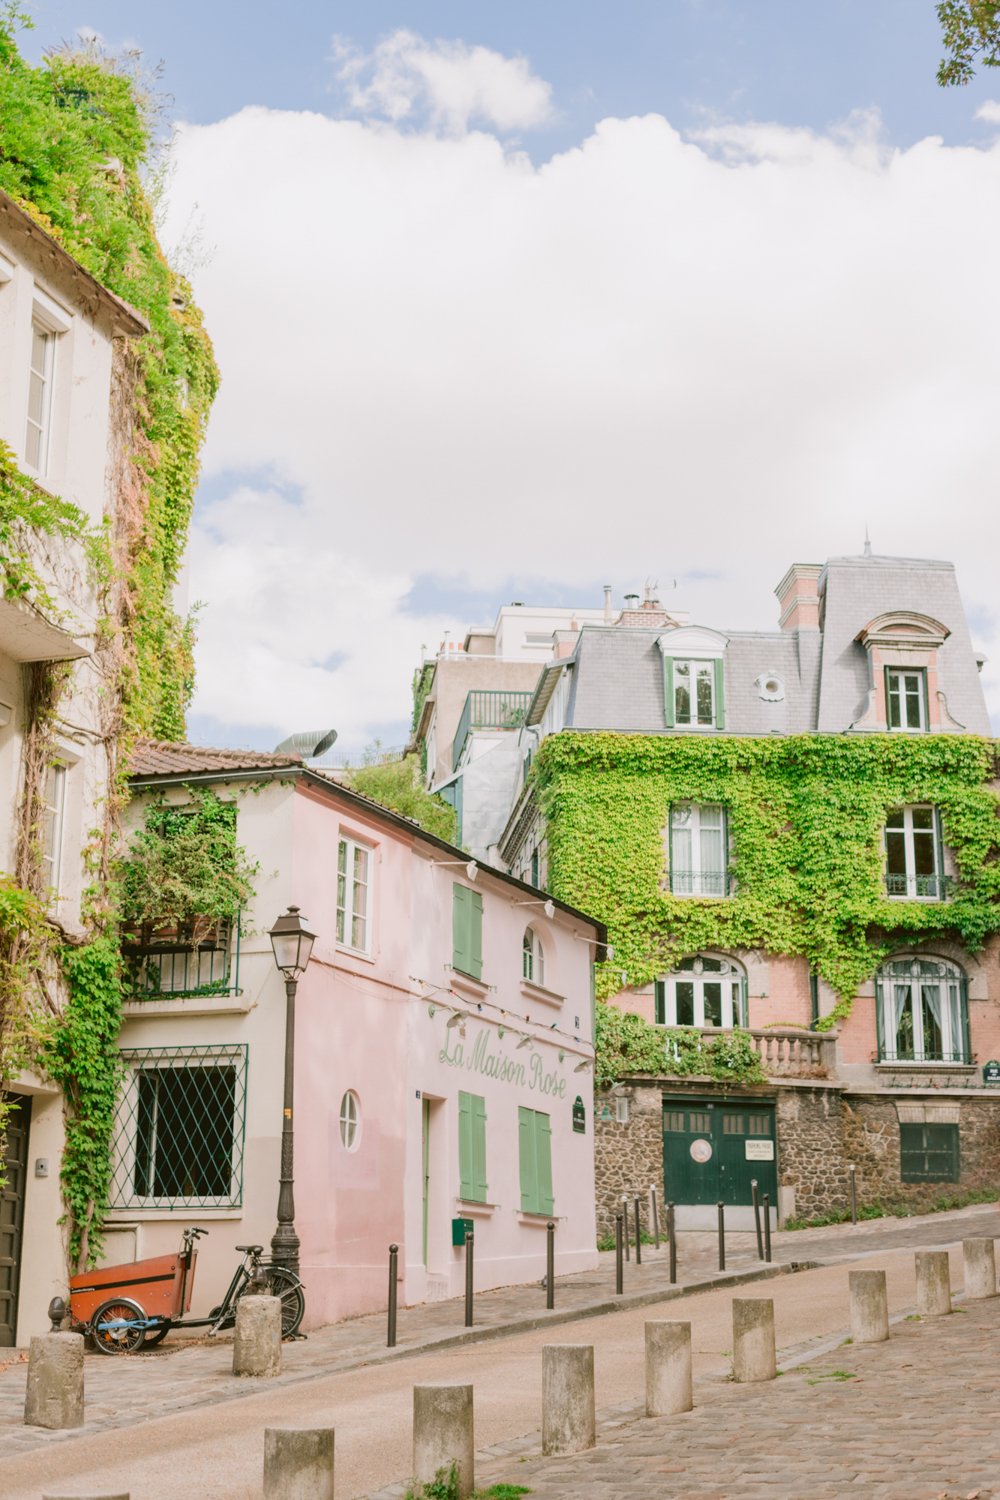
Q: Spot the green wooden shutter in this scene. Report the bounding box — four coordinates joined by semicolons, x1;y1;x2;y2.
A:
714;657;725;730
663;656;675;729
452;883;469;974
536;1112;554;1215
934;808;945;897
458;1090;473;1199
739;975;749;1028
472;1094;488;1203
469;891;483;980
875;975;885;1061
518;1106;536;1211
959;976;971;1064
654;980;666;1026
722;805;730;895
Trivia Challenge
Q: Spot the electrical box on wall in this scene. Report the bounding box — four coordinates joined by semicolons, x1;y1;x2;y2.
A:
34;1158;49;1177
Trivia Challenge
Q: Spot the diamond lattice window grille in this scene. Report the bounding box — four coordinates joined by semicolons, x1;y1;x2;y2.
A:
110;1045;248;1210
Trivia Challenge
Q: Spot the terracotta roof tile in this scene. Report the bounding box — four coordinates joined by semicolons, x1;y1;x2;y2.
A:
129;739;303;778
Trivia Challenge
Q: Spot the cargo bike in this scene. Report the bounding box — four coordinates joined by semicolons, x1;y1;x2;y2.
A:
68;1227;306;1354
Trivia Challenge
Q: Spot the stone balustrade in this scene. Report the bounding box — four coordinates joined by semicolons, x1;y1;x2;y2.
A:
700;1025;837;1078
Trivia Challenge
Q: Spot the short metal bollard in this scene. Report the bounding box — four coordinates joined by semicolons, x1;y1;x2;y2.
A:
464;1231;474;1328
849;1162;857;1224
622;1195;630;1261
762;1193;772;1263
717;1200;725;1272
649;1185;660;1249
751;1179;764;1261
387;1243;398;1348
615;1212;624;1294
546;1221;555;1310
264;1427;335;1500
633;1193;642;1266
667;1200;676;1284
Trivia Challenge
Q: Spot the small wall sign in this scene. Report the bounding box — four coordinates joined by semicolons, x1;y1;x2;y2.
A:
984;1060;1000;1084
745;1140;775;1161
689;1138;713;1163
572;1095;586;1133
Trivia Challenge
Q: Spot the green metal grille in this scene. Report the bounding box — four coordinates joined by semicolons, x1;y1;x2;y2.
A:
453;690;533;770
110;1046;248;1210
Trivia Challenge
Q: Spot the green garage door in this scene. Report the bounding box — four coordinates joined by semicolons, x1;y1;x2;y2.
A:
662;1097;777;1207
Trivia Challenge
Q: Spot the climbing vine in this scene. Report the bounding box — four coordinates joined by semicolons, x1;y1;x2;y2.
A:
120;789;258;928
534;731;1000;1029
595;1002;767;1087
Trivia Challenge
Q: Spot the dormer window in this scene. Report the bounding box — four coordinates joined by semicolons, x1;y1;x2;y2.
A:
658;626;729;731
886;670;927;732
674;660;715;726
852;612;951;733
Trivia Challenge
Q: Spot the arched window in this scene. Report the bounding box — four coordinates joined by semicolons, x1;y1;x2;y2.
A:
876;956;969;1064
339;1090;361;1150
654;954;747;1029
523;927;545;987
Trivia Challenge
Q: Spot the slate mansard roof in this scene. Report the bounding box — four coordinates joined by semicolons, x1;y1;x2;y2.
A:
551;552;991;738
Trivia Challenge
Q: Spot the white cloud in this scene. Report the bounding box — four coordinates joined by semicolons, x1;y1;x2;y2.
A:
332;29;554;136
976;99;1000;124
163;43;1000;745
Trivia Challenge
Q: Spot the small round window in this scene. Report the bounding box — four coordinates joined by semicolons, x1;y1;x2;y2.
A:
339;1090;361;1151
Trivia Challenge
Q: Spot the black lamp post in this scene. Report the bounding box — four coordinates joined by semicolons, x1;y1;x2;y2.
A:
268;905;316;1275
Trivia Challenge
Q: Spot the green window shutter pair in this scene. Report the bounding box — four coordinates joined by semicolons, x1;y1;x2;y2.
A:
518;1106;554;1215
452;883;483;979
661;656;725;730
458;1091;488;1202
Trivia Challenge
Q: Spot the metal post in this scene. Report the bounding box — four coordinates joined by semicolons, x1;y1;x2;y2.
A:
622;1196;630;1260
546;1221;555;1309
667;1201;676;1284
464;1230;474;1327
271;975;300;1274
762;1194;772;1263
615;1212;624;1294
849;1163;857;1225
633;1194;642;1265
717;1200;725;1272
649;1185;660;1249
751;1179;764;1261
387;1243;398;1347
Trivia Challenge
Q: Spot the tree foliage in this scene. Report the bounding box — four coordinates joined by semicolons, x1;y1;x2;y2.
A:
342;753;459;843
937;1;1000;85
120;790;258;925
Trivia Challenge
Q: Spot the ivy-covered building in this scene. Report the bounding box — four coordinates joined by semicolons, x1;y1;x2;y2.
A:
493;551;1000;1232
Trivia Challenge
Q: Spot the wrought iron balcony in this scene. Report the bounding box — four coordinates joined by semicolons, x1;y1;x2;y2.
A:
884;872;952;899
875;1043;972;1065
670;870;730;897
121;915;240;1000
452;690;533;770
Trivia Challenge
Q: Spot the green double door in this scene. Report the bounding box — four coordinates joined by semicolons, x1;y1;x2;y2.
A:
662;1096;777;1207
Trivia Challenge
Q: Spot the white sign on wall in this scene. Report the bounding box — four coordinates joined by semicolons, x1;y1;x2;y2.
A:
745;1139;774;1161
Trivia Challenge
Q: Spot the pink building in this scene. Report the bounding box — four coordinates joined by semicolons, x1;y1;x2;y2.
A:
98;741;603;1335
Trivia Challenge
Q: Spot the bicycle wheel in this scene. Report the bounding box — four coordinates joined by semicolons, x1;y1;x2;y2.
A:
91;1298;146;1355
234;1265;305;1336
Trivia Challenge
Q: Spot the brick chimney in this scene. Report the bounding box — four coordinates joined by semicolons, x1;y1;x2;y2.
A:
774;564;823;631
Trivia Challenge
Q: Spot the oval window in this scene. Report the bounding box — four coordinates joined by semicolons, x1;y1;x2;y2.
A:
339;1090;361;1151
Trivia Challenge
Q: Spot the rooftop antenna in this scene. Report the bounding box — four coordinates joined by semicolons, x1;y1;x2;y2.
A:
863;524;872;559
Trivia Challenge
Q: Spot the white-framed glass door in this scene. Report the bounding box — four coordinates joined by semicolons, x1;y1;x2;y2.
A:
655;955;747;1028
876;957;968;1063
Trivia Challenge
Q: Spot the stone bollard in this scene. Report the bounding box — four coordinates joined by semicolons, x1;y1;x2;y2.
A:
264;1427;335;1500
24;1333;85;1430
43;1495;128;1499
233;1295;282;1377
915;1249;952;1317
413;1384;475;1499
732;1298;776;1383
645;1321;692;1416
963;1238;998;1300
542;1344;596;1456
849;1269;889;1343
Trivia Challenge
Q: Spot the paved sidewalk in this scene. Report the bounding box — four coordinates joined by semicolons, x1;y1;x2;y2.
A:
0;1202;994;1463
466;1278;1000;1500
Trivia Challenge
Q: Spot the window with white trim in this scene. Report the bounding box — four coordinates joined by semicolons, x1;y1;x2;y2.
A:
25;321;55;473
655;954;747;1029
876;956;969;1064
41;761;67;900
523;926;545;986
886;669;927;731
669;803;729;896
673;659;715;727
884;806;945;899
339;1090;361;1150
337;837;371;952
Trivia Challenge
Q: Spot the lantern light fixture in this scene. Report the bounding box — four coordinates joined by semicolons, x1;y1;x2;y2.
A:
268;906;316;978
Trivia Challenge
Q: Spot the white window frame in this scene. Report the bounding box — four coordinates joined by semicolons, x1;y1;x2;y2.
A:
672;658;716;728
884;805;945;900
25;319;55;475
655;955;747;1030
339;1090;361;1150
41;761;67;901
668;803;729;897
522;926;545;986
876;957;968;1064
886;668;927;732
337;836;372;953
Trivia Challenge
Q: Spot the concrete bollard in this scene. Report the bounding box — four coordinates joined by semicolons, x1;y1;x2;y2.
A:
413;1384;475;1499
264;1427;335;1500
915;1249;952;1317
233;1295;282;1377
963;1238;998;1300
732;1298;776;1383
542;1344;596;1456
645;1321;692;1416
24;1332;85;1429
849;1269;889;1343
43;1495;128;1499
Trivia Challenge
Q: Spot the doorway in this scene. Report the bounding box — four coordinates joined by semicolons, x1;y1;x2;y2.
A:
662;1095;776;1228
0;1092;32;1346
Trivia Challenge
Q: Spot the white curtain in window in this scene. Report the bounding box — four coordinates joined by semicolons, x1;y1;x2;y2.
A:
699;805;724;877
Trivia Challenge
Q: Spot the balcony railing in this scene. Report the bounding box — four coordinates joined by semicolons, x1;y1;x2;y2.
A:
875;1044;972;1066
121;915;240;1000
698;1026;836;1078
453;690;533;770
884;873;952;899
670;870;730;897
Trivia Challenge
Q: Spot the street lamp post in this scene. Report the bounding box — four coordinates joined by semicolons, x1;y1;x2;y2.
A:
268;905;316;1276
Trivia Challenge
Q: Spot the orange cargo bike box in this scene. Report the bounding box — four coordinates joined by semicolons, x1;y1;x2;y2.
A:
69;1248;196;1328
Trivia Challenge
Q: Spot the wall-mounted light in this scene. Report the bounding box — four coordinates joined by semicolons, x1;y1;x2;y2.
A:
575;1059;591;1074
516;1033;532;1050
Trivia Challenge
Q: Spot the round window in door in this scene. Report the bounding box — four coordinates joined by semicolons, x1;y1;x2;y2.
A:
654;954;748;1030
